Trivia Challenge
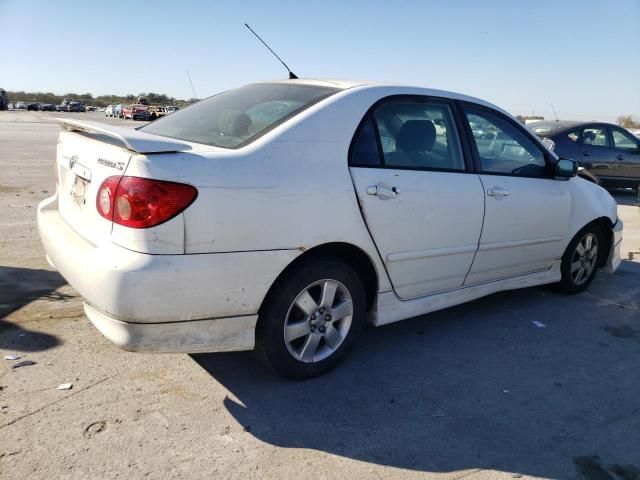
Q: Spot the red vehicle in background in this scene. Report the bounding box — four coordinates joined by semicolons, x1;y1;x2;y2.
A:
122;104;150;121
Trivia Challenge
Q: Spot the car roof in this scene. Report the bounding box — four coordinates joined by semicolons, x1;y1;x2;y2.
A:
263;77;508;114
526;120;606;135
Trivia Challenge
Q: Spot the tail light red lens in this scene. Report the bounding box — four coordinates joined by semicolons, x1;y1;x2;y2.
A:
96;176;197;228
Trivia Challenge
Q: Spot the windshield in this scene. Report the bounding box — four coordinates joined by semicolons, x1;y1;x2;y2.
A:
141;83;339;149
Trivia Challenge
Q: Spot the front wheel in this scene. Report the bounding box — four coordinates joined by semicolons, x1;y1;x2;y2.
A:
556;223;605;294
255;256;366;379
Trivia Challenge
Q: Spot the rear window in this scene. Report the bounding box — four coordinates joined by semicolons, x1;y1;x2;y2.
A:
141;83;339;149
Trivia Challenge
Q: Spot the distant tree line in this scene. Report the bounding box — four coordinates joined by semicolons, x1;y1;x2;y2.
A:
617;115;640;129
5;91;196;107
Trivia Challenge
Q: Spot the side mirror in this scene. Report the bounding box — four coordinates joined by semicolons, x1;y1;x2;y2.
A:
555;158;578;178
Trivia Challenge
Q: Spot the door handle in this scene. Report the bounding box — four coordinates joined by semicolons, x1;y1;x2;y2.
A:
616;154;624;161
487;187;510;197
582;151;591;157
366;184;399;199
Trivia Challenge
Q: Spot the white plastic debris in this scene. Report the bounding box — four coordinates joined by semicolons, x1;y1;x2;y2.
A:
4;355;20;361
532;321;546;328
57;383;73;390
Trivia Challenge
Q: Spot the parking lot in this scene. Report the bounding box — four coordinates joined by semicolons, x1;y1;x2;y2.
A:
1;111;639;479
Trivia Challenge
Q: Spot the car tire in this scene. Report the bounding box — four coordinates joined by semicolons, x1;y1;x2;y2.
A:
555;222;605;294
254;255;366;379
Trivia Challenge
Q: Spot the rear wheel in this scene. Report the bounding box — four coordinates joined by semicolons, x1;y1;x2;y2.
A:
255;256;366;379
556;223;605;294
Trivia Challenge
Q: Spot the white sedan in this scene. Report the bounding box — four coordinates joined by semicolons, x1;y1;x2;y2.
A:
38;79;623;378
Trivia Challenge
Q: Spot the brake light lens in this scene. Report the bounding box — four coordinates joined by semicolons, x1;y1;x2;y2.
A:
96;176;197;228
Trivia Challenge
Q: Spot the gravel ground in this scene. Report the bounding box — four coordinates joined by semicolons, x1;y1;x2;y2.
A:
1;111;639;480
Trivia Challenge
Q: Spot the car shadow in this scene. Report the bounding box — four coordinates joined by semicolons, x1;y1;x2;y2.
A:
192;260;640;478
0;266;66;351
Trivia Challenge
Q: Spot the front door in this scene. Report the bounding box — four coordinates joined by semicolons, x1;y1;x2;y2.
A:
461;105;572;285
349;96;485;299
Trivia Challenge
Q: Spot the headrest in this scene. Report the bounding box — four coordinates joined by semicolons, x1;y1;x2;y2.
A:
396;120;436;152
218;110;252;136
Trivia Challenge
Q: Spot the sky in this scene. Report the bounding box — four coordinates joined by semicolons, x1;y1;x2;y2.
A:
1;0;639;122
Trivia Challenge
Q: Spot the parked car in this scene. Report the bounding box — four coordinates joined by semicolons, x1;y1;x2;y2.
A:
105;105;115;117
38;80;622;378
15;101;27;109
0;89;8;110
27;102;41;111
41;103;56;112
148;105;166;120
67;102;85;112
55;104;67;112
112;104;123;118
165;106;179;114
122;104;150;121
528;121;640;191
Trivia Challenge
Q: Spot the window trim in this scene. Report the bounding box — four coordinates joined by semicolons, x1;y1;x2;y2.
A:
348;94;475;173
458;100;555;179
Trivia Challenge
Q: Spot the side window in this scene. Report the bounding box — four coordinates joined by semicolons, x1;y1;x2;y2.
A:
464;107;547;177
581;126;609;147
372;100;465;170
350;118;381;167
611;127;639;150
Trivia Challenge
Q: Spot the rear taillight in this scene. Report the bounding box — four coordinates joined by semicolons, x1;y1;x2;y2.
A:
96;176;197;229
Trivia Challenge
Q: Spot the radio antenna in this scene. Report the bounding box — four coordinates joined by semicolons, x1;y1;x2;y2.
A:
186;70;198;101
244;23;298;79
550;102;559;122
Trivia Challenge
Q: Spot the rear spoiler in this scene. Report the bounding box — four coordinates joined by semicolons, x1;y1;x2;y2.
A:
57;118;192;153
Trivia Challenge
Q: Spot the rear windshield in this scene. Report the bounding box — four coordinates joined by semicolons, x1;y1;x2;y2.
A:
141;83;339;149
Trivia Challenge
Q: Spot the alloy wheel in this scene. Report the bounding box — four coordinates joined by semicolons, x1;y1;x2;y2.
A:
283;279;353;363
570;233;598;286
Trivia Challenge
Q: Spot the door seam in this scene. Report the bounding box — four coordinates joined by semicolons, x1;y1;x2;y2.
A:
462;175;486;285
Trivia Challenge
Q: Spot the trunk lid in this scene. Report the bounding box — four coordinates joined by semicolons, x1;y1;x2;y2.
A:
56;131;134;245
55;119;193;246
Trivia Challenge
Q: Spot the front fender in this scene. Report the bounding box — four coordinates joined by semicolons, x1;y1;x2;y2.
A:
566;177;617;246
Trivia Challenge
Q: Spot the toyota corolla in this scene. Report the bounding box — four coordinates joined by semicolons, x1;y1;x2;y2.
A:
38;79;623;378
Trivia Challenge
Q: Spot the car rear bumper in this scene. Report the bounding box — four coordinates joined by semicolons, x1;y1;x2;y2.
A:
603;218;623;274
37;194;300;352
84;304;257;353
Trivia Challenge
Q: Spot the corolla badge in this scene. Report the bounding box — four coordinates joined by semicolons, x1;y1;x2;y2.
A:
97;158;124;170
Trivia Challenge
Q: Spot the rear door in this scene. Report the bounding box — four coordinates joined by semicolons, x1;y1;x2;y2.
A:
461;104;571;285
349;96;484;299
609;126;640;184
578;124;618;182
